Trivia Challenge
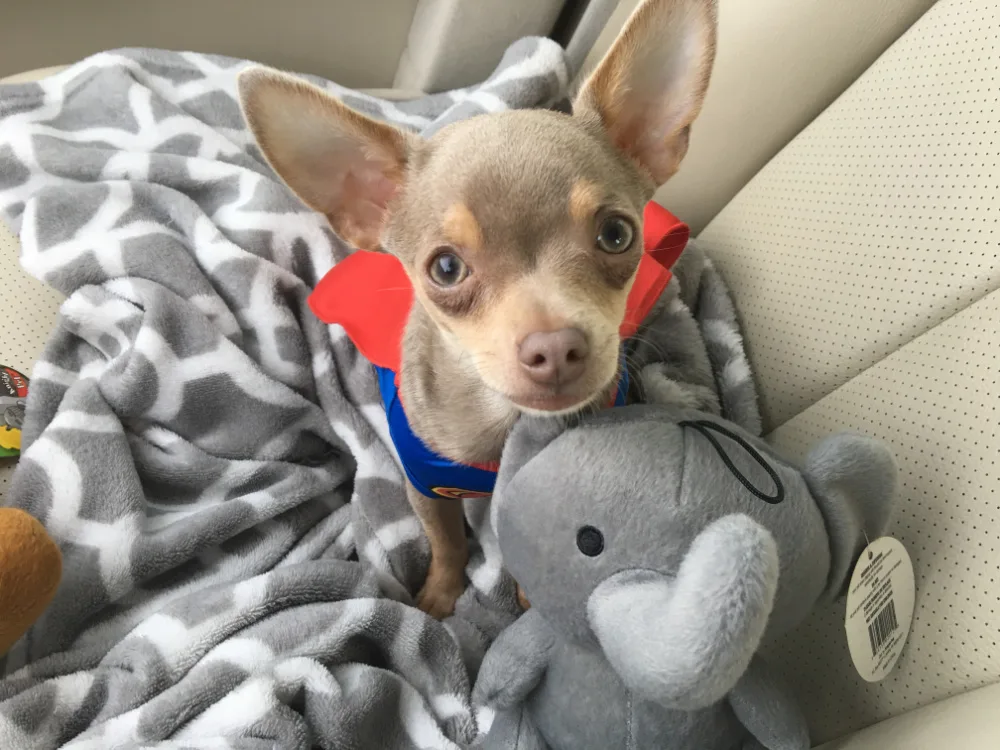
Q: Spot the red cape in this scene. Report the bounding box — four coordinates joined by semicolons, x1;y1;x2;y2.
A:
309;201;688;371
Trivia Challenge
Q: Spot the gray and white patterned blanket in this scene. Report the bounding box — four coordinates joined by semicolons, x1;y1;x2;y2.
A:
0;41;759;749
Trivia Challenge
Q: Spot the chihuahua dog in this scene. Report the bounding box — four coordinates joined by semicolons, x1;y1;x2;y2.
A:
238;0;717;618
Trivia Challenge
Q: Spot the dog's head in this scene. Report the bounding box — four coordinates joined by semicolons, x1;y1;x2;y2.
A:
239;0;717;414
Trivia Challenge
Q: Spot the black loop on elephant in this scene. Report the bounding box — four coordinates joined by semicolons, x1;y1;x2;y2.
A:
679;420;785;504
576;526;605;556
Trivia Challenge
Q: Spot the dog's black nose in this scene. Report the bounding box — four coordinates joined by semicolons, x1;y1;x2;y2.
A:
518;328;589;386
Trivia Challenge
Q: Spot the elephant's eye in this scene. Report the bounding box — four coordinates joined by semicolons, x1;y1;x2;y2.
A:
576;526;604;557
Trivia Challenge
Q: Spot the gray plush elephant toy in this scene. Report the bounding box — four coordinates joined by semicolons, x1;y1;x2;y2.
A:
473;405;897;750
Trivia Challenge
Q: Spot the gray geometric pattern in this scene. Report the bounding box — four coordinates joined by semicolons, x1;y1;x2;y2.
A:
0;43;759;749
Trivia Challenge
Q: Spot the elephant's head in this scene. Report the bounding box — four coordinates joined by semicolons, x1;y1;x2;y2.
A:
492;405;896;710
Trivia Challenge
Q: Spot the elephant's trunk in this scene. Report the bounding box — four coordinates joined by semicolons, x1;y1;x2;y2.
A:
587;514;779;710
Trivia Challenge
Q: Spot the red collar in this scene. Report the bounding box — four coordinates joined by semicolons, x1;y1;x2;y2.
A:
308;201;688;371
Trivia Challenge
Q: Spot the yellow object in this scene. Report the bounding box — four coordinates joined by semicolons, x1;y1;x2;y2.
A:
0;430;18;453
0;508;61;655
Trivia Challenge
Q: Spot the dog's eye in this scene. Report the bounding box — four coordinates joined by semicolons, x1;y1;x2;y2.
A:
596;216;635;254
576;525;604;557
428;250;469;287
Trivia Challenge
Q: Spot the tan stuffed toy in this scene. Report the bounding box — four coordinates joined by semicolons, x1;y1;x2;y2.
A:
0;507;61;655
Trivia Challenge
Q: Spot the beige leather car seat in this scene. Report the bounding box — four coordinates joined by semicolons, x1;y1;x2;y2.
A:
0;67;64;500
694;0;1000;744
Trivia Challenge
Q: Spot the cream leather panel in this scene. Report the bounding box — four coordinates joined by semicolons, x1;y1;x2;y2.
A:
393;0;565;92
0;218;62;500
0;60;64;494
0;68;68;439
815;681;1000;749
579;0;937;234
0;0;419;88
761;287;1000;744
699;0;1000;429
0;221;61;378
0;66;67;85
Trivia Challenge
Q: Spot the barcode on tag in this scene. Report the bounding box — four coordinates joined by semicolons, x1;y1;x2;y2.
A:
846;537;914;682
868;599;899;656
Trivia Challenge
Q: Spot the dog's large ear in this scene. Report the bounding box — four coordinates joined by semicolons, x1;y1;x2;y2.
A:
575;0;717;185
238;67;415;249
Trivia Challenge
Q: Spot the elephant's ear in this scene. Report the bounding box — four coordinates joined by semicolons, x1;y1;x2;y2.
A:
803;434;897;601
495;416;571;496
491;415;571;535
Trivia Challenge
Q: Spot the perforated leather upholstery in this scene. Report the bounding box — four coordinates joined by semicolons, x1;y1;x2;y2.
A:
761;288;1000;743
700;0;1000;430
696;0;1000;743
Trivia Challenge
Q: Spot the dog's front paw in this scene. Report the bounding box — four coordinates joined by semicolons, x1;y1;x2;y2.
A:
417;565;466;619
516;583;531;611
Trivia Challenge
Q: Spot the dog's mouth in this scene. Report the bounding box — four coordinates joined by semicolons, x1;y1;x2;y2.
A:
509;391;597;414
505;368;619;415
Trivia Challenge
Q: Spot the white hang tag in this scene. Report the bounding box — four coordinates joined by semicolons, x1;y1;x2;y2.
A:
844;536;915;682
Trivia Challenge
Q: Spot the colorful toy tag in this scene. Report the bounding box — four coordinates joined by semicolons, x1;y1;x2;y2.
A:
0;365;28;458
